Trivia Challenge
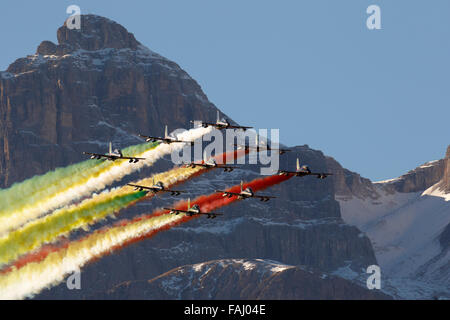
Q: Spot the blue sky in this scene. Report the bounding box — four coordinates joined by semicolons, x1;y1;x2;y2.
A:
1;0;449;181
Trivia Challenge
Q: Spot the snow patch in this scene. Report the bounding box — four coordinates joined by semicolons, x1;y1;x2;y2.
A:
419;160;440;169
193;263;204;272
270;265;292;273
374;177;401;184
242;261;257;271
422;184;450;202
338;182;450;282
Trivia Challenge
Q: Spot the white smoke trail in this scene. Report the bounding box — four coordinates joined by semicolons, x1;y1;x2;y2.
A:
0;127;212;236
0;165;206;268
0;213;182;300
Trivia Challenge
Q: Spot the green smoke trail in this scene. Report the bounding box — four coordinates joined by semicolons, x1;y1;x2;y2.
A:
0;190;148;267
0;142;157;216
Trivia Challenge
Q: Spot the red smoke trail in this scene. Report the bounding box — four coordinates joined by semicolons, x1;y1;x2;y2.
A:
2;173;290;275
192;148;248;165
1;149;251;274
96;174;293;256
215;148;248;165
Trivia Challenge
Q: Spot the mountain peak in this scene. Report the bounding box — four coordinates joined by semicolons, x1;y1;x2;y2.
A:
37;14;140;55
446;145;450;159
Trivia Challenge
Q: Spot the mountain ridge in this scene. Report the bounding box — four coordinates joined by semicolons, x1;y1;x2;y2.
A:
92;258;391;300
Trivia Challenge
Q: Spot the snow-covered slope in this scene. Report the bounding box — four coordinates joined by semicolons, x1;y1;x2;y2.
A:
336;150;450;299
338;184;449;276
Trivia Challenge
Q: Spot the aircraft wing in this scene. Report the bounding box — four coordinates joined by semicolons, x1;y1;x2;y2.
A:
83;152;119;160
139;134;193;145
164;189;186;196
310;172;333;179
138;134;165;142
171;139;194;145
277;170;296;176
185;162;235;172
163;208;189;215
226;125;253;130
129;184;185;195
202;122;218;127
127;183;158;192
216;190;241;196
234;144;291;154
185;162;210;168
190;120;216;128
119;156;146;160
215;164;236;171
278;170;332;178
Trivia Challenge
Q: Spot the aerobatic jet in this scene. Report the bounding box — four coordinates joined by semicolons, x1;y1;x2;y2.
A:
185;151;236;172
193;110;252;131
217;180;276;202
83;142;146;163
127;178;186;196
235;135;291;155
278;158;332;179
164;198;223;219
138;125;194;145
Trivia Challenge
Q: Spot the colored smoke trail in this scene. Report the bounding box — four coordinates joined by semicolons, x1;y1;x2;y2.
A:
0;173;290;299
0;213;183;300
0;142;157;235
0;142;152;217
0;165;205;267
0;126;212;235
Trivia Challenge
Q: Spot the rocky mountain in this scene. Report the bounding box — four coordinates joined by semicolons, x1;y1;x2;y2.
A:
333;146;450;299
36;142;380;299
0;14;223;188
4;14;442;300
93;259;391;300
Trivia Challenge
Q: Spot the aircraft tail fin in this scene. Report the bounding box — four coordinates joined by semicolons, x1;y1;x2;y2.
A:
165;125;168;139
296;158;300;171
188;198;191;210
255;134;259;147
203;149;206;162
241;180;244;193
216;110;219;123
109;142;112;155
152;176;155;186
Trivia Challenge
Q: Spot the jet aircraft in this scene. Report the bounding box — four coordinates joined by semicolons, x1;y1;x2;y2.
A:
217;180;276;202
164;198;223;219
83;142;146;163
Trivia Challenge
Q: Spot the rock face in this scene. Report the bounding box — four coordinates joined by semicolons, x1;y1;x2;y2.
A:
380;159;446;194
0;14;221;188
328;154;447;201
36;145;379;299
443;145;450;193
94;259;391;300
2;15;383;300
325;156;379;200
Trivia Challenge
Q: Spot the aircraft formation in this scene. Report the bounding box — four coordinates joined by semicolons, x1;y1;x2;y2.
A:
82;110;333;219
